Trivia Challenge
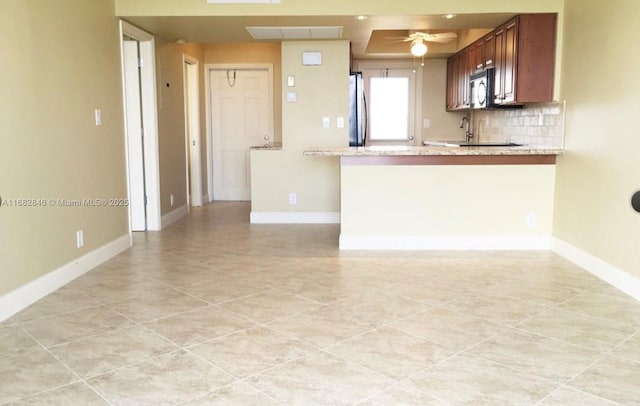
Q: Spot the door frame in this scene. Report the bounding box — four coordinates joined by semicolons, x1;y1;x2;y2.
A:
204;63;274;202
183;54;203;208
118;21;161;230
354;60;423;146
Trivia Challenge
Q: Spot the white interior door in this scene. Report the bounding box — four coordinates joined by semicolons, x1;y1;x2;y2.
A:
184;57;202;207
123;40;146;231
210;69;270;201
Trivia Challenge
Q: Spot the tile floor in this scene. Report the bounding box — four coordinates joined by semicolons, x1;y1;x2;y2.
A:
2;202;640;405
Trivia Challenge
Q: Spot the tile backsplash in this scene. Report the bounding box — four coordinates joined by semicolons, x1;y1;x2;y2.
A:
472;101;565;147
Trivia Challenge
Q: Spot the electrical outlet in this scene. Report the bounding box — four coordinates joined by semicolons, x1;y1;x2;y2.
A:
336;117;345;128
76;230;84;248
94;109;102;126
526;212;537;228
289;192;297;205
170;194;175;207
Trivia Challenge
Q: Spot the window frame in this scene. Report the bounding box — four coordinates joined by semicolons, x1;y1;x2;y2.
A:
358;63;422;145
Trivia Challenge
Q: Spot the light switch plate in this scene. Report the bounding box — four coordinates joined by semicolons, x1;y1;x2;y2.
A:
322;117;330;128
423;118;430;128
94;109;102;126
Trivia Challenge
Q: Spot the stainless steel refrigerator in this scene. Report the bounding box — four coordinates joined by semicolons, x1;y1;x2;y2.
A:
349;72;367;147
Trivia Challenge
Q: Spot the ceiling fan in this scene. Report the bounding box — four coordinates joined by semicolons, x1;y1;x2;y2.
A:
401;31;458;57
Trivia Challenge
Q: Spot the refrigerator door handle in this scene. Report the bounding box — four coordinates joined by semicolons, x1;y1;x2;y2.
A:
362;88;368;146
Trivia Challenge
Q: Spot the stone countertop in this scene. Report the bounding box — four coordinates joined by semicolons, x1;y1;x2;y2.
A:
303;145;563;157
250;142;282;150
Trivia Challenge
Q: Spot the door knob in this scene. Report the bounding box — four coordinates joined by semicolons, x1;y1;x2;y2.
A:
263;135;270;140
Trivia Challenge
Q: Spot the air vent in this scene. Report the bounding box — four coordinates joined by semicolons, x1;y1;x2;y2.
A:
246;26;343;40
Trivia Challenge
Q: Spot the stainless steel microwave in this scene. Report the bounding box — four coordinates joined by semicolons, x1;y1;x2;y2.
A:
470;69;494;109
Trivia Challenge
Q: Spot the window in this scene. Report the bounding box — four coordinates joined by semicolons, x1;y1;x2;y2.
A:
363;69;416;143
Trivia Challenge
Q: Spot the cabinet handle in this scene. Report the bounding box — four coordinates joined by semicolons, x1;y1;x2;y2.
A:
476;64;483;69
486;59;493;65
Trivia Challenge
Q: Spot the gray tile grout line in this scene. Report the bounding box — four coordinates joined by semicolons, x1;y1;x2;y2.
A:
174;268;635;404
17;308;141;350
12;325;115;406
227;301;450;404
364;287;607;404
11;300;106;326
177;347;286;406
535;323;640;405
68;302;255;405
7;232;633;405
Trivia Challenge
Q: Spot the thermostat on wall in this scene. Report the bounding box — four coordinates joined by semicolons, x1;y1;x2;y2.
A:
302;52;322;66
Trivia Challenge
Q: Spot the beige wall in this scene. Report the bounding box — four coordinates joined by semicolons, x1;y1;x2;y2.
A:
456;29;494;50
554;0;640;275
341;165;555;239
251;41;349;213
116;0;563;16
155;40;206;214
0;1;128;295
420;59;467;141
204;43;282;142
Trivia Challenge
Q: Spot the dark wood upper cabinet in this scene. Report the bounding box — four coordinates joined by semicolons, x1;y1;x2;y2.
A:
513;14;557;103
484;35;495;69
501;18;519;104
493;25;505;103
472;40;485;71
494;14;556;105
446;57;455;110
445;13;556;111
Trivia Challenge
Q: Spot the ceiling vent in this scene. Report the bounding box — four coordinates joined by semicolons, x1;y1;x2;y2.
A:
246;26;343;40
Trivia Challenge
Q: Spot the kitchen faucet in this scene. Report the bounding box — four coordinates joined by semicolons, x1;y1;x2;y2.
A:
460;116;473;143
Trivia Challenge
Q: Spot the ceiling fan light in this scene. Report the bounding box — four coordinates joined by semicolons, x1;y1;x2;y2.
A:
410;40;428;57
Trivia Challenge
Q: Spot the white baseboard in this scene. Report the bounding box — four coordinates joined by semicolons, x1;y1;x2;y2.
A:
551;237;640;301
202;194;210;204
161;204;188;228
339;234;551;250
250;211;340;224
0;234;131;322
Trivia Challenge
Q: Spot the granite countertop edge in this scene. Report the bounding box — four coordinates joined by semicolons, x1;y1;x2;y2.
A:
251;143;283;150
303;145;564;157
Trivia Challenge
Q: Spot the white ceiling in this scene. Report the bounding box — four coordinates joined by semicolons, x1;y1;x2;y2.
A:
123;13;516;58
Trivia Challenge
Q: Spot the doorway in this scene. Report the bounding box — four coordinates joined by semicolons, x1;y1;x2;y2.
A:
183;55;203;208
362;68;417;145
206;65;273;201
119;21;161;231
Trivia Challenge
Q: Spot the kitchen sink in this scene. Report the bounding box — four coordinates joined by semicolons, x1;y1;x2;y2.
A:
424;141;523;147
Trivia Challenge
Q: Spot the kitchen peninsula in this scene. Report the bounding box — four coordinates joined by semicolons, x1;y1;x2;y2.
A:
304;145;563;250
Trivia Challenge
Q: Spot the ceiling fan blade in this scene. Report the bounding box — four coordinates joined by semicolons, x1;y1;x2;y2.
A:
423;32;457;43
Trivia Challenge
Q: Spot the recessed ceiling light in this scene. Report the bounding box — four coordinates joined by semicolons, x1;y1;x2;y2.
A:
355;15;368;21
443;14;457;19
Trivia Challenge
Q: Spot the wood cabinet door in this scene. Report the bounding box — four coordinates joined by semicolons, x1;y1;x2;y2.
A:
484;34;495;69
474;41;485;71
502;18;519;103
493;26;505;103
459;50;470;108
446;56;455;110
